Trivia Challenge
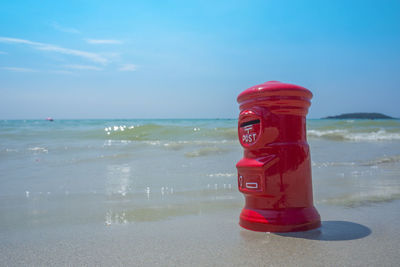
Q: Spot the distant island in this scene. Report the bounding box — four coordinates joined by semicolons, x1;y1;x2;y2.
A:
324;113;394;119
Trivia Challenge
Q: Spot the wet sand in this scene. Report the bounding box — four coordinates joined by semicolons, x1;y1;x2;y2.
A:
1;200;400;266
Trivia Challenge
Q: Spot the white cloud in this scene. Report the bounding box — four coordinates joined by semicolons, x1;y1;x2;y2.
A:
49;70;74;75
64;64;103;71
119;64;137;71
2;67;37;72
51;22;80;34
0;37;108;64
0;37;38;46
86;39;123;45
50;70;74;75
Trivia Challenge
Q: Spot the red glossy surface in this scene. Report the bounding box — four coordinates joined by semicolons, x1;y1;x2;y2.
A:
236;81;321;232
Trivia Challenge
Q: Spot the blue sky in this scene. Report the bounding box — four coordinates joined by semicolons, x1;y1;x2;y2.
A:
1;0;399;119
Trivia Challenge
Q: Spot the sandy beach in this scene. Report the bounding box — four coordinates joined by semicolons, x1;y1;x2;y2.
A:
1;200;400;266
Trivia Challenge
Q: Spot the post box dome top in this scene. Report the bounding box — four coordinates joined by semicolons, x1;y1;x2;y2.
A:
237;81;313;103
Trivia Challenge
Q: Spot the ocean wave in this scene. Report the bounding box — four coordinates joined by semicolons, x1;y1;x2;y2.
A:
207;173;235;178
319;187;400;207
4;148;19;153
103;124;237;141
185;147;229;157
360;155;400;166
313;155;400;168
104;123;400;143
312;161;356;168
2;119;399;144
307;129;400;141
28;147;48;153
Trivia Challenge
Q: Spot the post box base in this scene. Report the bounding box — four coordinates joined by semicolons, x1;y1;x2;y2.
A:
239;206;321;232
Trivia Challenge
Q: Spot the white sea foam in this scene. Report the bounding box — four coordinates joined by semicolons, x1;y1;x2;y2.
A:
307;129;347;137
313;155;400;168
207;173;235;178
145;141;161;146
105;125;134;133
360;155;400;166
28;147;48;153
320;186;400;207
312;161;356;168
307;129;400;141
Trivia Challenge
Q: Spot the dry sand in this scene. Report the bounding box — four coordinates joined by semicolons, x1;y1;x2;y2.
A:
1;201;400;266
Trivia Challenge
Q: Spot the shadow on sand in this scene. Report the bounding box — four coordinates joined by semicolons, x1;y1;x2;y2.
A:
275;221;371;241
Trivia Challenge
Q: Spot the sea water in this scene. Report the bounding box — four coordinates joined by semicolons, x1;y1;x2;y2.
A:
0;119;399;229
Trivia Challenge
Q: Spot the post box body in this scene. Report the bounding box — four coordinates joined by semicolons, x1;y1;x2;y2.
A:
236;81;321;232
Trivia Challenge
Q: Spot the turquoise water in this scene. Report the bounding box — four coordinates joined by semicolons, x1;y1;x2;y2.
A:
0;119;400;228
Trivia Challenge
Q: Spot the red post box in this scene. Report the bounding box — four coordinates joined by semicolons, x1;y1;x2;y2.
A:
236;81;321;232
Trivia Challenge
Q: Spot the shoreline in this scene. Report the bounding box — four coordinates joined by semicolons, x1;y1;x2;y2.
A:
1;200;399;266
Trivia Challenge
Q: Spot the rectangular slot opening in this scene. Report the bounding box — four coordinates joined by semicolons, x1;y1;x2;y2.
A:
240;119;260;127
246;182;258;189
